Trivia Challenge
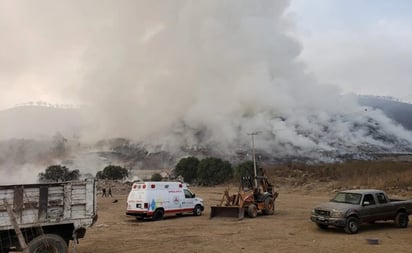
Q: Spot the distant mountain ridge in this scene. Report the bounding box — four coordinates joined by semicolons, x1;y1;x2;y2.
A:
0;105;85;139
1;96;411;139
357;95;412;131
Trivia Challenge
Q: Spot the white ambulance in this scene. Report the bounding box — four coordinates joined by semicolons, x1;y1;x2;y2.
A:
126;181;204;220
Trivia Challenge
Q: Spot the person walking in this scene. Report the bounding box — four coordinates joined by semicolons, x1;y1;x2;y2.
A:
102;188;107;197
108;187;113;197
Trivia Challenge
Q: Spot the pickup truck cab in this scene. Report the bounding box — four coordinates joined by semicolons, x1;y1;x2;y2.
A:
126;181;204;221
311;189;412;234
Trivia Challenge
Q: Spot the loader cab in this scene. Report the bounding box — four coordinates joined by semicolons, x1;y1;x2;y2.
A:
241;176;255;192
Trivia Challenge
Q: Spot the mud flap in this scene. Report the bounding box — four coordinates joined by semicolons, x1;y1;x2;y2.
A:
210;206;244;219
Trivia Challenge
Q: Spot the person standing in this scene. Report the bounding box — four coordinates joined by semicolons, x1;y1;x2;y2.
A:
108;187;113;197
102;188;107;197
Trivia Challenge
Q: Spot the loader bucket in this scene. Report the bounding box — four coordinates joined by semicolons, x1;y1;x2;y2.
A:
210;206;244;219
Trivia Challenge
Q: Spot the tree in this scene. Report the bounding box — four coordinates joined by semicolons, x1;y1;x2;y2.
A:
51;132;68;158
197;157;233;186
38;165;80;182
234;160;255;179
174;156;199;183
151;173;163;181
96;165;128;180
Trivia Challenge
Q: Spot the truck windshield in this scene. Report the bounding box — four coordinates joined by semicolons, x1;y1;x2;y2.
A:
331;192;362;205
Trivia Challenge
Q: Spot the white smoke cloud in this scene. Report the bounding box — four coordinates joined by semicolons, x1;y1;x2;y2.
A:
76;1;335;142
0;0;411;169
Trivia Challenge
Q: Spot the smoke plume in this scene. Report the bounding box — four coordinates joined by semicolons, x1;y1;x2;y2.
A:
1;1;411;183
74;1;411;153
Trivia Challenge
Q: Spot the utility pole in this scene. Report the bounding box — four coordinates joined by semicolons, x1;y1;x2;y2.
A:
248;132;260;187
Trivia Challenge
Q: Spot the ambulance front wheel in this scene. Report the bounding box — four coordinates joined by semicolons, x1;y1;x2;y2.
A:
193;205;203;216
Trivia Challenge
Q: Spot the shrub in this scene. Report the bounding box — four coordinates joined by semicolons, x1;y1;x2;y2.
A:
197;157;233;186
96;165;128;180
151;173;163;181
234;160;255;179
174;156;199;183
38;165;79;182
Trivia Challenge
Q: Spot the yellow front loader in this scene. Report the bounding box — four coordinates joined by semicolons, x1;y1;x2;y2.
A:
210;173;278;219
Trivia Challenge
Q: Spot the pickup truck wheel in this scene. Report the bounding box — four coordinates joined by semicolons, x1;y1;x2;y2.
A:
317;224;328;230
28;234;68;253
152;209;164;221
193;205;203;216
395;212;409;228
262;197;275;215
247;204;258;218
344;217;360;234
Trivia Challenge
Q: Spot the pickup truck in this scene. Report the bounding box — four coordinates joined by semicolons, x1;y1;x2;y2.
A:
310;189;412;234
0;180;97;253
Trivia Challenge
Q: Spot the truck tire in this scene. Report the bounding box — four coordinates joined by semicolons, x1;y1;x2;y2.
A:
262;197;275;215
193;205;203;216
317;224;328;230
247;204;258;218
27;234;68;253
344;217;360;234
395;212;409;228
152;209;164;221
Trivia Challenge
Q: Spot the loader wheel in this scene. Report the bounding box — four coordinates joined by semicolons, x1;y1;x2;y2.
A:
28;234;68;253
247;204;258;218
262;197;275;215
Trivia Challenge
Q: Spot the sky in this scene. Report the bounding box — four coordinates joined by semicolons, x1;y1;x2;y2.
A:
288;0;412;102
1;0;411;110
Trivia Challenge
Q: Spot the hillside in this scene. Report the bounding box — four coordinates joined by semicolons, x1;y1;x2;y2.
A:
0;99;412;184
358;95;412;131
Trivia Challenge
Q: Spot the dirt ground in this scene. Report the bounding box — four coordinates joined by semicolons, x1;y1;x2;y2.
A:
73;185;412;253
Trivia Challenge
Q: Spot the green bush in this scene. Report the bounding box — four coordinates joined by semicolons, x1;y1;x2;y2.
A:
38;165;79;182
174;156;199;183
197;157;233;186
234;160;255;179
96;165;128;180
151;173;163;181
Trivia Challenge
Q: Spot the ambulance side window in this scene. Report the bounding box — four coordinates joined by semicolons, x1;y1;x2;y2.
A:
184;189;193;198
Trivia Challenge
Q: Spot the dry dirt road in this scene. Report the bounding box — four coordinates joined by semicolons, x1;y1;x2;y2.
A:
75;186;411;253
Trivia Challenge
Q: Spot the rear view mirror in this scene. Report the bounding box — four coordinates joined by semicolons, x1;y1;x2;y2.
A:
192;193;196;198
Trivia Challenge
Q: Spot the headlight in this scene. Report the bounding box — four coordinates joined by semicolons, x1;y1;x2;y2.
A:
330;210;345;218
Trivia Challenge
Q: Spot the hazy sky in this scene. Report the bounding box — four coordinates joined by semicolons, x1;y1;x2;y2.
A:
0;0;411;111
288;0;412;102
